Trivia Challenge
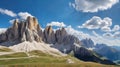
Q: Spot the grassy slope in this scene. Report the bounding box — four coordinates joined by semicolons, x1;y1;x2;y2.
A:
0;47;13;52
0;50;119;67
0;52;27;58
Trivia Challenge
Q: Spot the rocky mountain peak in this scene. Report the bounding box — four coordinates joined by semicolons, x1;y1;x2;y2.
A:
0;16;43;45
13;19;19;29
0;16;80;48
0;17;116;65
26;16;39;30
55;27;67;44
43;25;56;44
81;38;95;48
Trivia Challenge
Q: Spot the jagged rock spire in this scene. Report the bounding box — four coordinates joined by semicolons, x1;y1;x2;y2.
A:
55;27;67;44
0;16;43;43
0;16;80;48
43;26;56;44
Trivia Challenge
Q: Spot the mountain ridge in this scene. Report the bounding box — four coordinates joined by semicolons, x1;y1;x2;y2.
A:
0;16;116;65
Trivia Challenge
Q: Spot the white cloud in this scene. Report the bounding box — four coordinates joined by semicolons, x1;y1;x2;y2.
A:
92;31;100;37
101;26;111;32
47;21;66;27
0;8;17;17
112;25;120;32
66;26;120;46
0;8;34;23
18;12;33;20
78;16;112;30
9;19;15;24
8;12;33;24
103;33;113;37
101;25;120;32
0;28;7;34
103;31;120;38
78;16;120;33
91;31;120;46
71;0;119;12
113;31;120;38
66;25;89;39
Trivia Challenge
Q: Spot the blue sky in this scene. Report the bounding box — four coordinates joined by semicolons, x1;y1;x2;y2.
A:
0;0;119;28
0;0;120;46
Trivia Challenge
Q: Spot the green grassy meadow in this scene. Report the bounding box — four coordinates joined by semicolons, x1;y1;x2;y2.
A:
0;50;119;67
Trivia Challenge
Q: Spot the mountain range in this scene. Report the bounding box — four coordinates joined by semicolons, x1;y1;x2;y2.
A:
81;38;120;62
0;16;117;65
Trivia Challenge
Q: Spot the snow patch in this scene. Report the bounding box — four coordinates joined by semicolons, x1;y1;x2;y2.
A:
74;43;81;48
87;48;95;51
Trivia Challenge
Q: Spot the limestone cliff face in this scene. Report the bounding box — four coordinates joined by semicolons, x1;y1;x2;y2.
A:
55;28;67;44
0;16;43;44
46;27;81;53
20;17;42;42
5;19;19;41
0;16;80;48
43;26;56;44
0;16;115;65
0;33;7;42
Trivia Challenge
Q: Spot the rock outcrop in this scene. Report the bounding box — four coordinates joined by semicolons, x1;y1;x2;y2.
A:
0;16;80;47
53;28;81;53
94;44;120;61
0;33;7;42
0;16;43;45
81;38;95;48
43;26;56;44
0;16;116;65
55;28;67;44
74;46;115;65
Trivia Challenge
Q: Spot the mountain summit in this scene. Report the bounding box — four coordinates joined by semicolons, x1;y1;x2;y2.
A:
0;16;115;65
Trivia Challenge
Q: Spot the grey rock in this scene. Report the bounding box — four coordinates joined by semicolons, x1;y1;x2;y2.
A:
0;33;7;42
81;38;94;48
43;26;56;44
55;28;67;44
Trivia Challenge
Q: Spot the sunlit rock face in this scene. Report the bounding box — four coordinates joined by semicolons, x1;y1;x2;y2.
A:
55;28;67;44
43;26;56;44
0;16;81;54
0;17;43;45
0;16;116;65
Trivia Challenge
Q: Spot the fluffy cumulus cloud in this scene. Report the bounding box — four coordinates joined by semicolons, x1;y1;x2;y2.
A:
9;19;16;24
0;8;34;24
18;12;33;20
70;0;119;12
103;31;120;39
8;12;33;24
47;21;66;27
113;31;120;38
79;16;120;32
101;26;112;32
103;33;113;37
91;31;120;46
66;25;90;39
78;16;120;39
78;16;112;31
112;25;120;32
0;8;33;19
0;28;7;34
0;8;34;21
66;26;120;46
0;8;17;17
102;25;120;32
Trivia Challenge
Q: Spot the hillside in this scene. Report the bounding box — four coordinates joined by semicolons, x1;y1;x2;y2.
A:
0;51;119;67
0;16;117;66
